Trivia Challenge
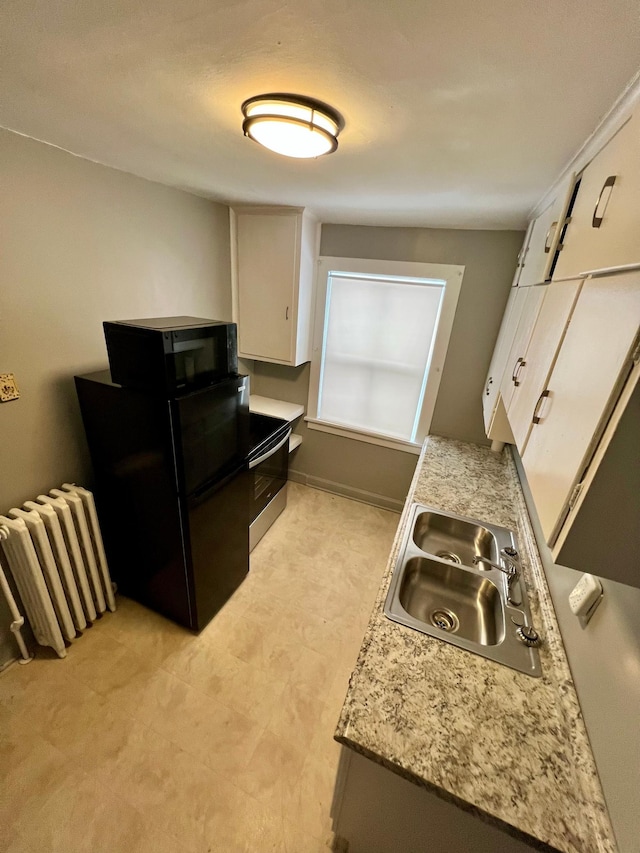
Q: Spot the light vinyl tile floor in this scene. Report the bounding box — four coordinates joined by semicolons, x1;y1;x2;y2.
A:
0;483;398;853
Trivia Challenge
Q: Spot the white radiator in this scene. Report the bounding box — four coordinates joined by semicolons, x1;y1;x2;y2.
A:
0;484;116;658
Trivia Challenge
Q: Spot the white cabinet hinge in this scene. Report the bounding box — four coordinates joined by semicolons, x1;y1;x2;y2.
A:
568;482;584;510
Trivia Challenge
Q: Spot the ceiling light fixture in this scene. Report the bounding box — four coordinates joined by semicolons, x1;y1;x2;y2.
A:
241;94;343;159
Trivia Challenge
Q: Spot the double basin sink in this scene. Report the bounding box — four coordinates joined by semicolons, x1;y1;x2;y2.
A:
384;504;542;677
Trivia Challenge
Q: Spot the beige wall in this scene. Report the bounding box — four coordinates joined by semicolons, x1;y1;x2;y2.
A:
0;129;231;513
251;223;523;506
0;130;231;663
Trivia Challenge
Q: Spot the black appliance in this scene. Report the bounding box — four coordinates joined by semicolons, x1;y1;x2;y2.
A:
247;413;291;552
75;369;250;631
103;316;238;395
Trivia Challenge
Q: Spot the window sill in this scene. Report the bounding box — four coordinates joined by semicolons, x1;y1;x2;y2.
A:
304;417;422;455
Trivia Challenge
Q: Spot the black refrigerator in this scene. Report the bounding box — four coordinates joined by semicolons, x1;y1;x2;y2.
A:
75;369;250;631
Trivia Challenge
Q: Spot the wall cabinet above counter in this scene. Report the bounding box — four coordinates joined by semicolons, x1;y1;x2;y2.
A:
230;206;320;366
482;86;640;588
484;271;639;588
552;110;640;280
520;272;640;545
506;279;582;451
482;283;547;446
511;96;640;290
513;175;574;288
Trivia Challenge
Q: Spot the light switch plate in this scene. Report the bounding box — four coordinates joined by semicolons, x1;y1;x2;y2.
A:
0;373;20;402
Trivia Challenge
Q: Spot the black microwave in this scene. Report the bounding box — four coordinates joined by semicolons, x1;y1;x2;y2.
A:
104;316;238;394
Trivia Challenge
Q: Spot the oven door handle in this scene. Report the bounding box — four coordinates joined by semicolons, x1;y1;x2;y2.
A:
249;428;292;469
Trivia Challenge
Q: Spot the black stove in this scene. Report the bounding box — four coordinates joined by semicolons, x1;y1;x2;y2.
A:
247;412;291;550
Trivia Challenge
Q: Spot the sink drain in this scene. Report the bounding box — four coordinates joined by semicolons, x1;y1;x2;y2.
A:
435;550;462;564
430;608;459;632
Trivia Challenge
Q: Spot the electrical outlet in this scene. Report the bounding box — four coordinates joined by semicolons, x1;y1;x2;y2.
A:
0;373;20;402
569;573;603;625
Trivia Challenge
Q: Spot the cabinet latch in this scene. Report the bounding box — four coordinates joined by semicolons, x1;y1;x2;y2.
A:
568;482;584;511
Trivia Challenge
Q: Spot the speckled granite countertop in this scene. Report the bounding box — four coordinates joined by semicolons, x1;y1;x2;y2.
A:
336;436;616;853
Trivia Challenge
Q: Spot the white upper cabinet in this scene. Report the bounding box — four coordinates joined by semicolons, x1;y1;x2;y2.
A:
498;285;547;412
231;206;320;366
521;271;640;544
518;178;574;287
510;221;534;287
482;287;525;437
553;110;640;280
483;87;640;582
507;279;583;453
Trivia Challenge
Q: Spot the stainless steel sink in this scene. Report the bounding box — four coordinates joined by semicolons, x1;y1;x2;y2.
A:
385;504;542;677
398;557;504;646
412;512;498;567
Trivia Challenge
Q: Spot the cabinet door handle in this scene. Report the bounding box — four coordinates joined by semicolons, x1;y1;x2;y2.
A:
511;357;525;385
592;176;616;228
543;221;558;253
285;306;289;320
511;357;522;383
532;389;550;424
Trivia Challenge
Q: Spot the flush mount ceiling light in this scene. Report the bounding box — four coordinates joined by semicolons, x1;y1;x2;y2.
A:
241;94;343;159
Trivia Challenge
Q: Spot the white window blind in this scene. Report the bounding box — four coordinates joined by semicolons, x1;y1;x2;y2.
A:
317;272;445;442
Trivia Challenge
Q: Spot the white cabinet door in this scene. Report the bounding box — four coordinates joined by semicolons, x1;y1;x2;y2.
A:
507;279;583;453
233;207;319;366
553;111;640;279
522;271;640;543
482;287;525;432
499;285;547;411
518;179;573;287
236;212;298;363
510;221;534;287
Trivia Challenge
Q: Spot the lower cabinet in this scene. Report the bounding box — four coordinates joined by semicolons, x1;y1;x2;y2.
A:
521;271;640;543
332;748;537;853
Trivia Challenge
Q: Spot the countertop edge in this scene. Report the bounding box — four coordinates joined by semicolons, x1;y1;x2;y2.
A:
334;733;557;852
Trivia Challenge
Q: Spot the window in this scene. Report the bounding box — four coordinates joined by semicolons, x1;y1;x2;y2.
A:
307;257;464;453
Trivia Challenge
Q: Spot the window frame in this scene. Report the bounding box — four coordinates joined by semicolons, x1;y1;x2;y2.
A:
306;256;465;454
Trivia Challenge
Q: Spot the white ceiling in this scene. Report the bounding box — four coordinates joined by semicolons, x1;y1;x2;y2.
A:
1;0;639;228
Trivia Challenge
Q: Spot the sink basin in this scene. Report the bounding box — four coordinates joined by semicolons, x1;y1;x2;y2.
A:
384;503;542;677
411;511;498;567
398;557;504;646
